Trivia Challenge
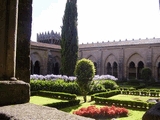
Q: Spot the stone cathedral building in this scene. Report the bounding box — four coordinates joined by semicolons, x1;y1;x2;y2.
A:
31;31;160;81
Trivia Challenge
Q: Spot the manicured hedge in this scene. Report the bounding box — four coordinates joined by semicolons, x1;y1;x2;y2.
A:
91;90;121;101
121;90;160;97
44;99;80;109
30;79;119;95
94;96;155;110
30;80;81;95
31;91;77;100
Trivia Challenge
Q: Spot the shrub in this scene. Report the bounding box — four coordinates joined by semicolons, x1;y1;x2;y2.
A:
31;91;77;100
102;80;119;90
127;79;140;85
141;67;152;84
88;83;106;95
30;80;81;95
74;58;95;82
74;58;95;102
45;99;80;109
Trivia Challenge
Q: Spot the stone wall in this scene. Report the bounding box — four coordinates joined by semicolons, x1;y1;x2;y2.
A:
30;38;160;81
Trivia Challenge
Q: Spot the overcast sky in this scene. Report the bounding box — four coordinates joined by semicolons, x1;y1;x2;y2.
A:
31;0;160;44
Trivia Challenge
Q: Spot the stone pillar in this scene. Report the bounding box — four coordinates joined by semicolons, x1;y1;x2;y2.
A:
0;0;18;80
16;0;32;83
0;0;30;106
118;48;124;80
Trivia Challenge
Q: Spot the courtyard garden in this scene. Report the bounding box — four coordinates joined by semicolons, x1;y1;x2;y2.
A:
30;74;159;120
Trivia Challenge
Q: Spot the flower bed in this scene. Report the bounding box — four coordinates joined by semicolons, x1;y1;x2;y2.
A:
73;105;128;119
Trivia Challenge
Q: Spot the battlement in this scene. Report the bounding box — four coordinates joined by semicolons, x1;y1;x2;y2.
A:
37;30;61;45
79;37;160;48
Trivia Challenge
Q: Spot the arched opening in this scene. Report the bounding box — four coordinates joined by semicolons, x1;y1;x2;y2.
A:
31;60;33;75
53;62;59;75
34;61;40;74
137;61;144;79
107;62;112;75
158;62;160;81
52;63;55;74
113;62;118;78
129;62;136;79
94;62;97;75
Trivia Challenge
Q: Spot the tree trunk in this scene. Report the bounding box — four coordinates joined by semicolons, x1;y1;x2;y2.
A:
83;95;87;102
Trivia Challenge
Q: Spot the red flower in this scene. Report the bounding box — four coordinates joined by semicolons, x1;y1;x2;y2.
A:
73;105;128;118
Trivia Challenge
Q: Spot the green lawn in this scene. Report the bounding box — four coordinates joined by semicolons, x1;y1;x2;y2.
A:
30;95;147;120
108;94;156;102
30;96;67;105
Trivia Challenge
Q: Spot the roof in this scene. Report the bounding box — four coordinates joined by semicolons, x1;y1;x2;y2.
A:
31;41;61;49
79;38;160;48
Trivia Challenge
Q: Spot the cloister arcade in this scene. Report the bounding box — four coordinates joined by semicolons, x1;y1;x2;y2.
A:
31;38;160;81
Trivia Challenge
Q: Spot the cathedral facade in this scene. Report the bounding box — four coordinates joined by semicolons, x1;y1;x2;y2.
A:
31;32;160;81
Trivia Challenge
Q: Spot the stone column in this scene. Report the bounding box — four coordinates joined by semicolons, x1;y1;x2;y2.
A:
0;0;19;80
0;0;30;106
16;0;32;83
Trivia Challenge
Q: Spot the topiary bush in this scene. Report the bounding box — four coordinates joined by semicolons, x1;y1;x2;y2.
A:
141;67;152;85
74;58;95;102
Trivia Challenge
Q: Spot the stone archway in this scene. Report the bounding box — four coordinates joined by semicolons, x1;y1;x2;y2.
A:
113;62;118;78
106;62;112;75
34;61;40;74
137;61;144;79
105;54;118;76
127;53;145;80
129;61;136;79
53;62;59;75
87;55;98;74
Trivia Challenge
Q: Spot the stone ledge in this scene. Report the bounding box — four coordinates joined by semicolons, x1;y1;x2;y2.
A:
0;103;94;120
0;80;30;106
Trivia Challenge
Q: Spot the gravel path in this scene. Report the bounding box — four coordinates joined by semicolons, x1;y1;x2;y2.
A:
0;103;94;120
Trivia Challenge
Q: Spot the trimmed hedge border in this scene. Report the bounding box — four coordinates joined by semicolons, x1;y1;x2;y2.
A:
44;99;80;109
91;90;121;101
31;91;77;100
94;96;155;110
121;90;160;97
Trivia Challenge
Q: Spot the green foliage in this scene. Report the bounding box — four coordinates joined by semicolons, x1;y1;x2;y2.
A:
60;0;78;76
127;79;140;85
30;80;81;95
31;91;77;100
141;67;152;84
44;99;80;109
94;96;151;110
74;58;95;81
74;58;95;102
88;81;106;95
102;80;119;90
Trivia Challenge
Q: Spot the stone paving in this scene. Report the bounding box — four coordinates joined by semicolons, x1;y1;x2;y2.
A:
0;103;94;120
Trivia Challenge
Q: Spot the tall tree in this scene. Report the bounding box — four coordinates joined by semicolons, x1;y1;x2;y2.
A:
61;0;78;76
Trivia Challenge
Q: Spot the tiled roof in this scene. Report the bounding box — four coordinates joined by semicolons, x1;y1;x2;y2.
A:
79;38;160;48
31;41;61;49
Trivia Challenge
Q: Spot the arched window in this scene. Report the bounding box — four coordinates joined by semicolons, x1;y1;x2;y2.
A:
94;62;97;75
113;62;118;77
34;61;40;74
137;61;144;79
107;62;112;75
53;62;59;75
129;62;136;79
